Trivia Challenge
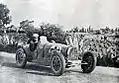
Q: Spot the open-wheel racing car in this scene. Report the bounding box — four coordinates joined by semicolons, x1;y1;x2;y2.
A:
16;35;97;76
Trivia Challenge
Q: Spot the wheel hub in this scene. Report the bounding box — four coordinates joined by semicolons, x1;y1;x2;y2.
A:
52;56;61;71
17;50;26;63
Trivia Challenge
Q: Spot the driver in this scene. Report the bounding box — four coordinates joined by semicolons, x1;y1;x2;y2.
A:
28;33;39;51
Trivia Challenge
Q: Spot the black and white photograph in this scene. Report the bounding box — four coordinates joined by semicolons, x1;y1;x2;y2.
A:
0;0;119;83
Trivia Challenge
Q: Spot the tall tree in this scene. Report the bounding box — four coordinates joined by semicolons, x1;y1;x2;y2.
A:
0;4;11;27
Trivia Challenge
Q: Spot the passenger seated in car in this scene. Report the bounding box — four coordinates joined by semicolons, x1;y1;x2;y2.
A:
28;33;39;51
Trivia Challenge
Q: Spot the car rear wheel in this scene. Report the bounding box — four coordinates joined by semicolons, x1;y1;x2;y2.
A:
113;57;119;68
16;48;27;68
81;52;97;73
51;52;65;76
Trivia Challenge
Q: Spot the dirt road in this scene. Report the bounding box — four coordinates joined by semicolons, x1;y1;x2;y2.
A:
0;52;119;83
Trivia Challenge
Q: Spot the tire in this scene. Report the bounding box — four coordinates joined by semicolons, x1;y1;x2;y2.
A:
113;61;119;68
113;57;119;68
16;48;27;68
81;52;97;73
51;51;65;76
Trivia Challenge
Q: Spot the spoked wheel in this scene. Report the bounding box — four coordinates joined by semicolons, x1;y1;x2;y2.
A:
51;52;65;76
81;52;97;73
16;48;27;68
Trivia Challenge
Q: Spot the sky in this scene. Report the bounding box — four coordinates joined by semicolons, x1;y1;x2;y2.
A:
1;0;119;30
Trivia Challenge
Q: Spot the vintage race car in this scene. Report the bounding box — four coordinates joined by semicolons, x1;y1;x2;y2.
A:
16;36;97;76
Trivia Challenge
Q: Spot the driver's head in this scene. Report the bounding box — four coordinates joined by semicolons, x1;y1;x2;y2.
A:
32;33;39;42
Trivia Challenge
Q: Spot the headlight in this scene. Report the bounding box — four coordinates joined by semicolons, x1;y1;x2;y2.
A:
56;46;61;51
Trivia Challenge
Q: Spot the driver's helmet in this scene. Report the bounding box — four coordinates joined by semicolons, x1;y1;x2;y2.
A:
32;33;39;43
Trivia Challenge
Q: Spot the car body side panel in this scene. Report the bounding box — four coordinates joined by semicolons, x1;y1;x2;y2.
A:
22;41;70;66
33;42;50;66
43;43;53;65
37;44;45;61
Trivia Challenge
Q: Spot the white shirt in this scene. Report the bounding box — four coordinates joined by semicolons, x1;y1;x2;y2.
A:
40;36;49;44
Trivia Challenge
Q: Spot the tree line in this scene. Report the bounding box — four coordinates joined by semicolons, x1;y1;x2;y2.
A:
0;3;119;45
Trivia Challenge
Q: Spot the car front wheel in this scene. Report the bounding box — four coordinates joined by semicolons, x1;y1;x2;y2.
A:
16;48;27;68
51;51;65;76
81;52;97;73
